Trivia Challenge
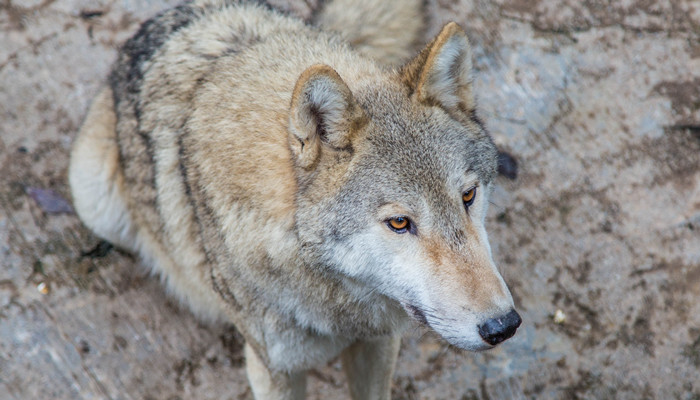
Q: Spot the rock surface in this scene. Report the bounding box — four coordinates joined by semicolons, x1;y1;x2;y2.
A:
1;0;699;399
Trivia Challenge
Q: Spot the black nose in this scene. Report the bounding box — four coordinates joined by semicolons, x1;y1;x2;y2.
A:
478;309;522;346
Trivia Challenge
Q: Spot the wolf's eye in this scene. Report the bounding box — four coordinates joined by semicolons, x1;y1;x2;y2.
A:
387;217;410;233
463;187;477;208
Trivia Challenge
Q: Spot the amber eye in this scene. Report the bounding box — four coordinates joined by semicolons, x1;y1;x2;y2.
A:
387;217;410;233
463;187;477;207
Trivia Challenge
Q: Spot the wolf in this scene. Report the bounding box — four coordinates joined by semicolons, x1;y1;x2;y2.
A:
69;0;521;398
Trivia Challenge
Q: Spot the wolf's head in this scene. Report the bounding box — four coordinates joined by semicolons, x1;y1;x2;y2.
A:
288;22;520;350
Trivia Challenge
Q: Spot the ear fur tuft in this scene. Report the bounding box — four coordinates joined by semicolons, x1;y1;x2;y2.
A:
400;22;475;118
289;65;365;169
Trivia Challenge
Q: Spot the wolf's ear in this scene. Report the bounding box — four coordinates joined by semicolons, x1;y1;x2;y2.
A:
289;65;366;169
400;22;474;119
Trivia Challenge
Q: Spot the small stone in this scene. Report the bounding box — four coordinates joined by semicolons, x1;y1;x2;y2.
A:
553;309;566;324
37;282;49;295
26;187;74;214
497;151;518;180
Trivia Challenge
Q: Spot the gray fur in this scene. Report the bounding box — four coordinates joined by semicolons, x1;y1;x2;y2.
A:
69;1;516;398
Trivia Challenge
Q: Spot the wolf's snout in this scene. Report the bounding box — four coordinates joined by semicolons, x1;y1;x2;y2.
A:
478;309;522;346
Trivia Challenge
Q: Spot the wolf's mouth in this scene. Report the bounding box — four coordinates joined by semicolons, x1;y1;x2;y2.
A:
401;303;429;326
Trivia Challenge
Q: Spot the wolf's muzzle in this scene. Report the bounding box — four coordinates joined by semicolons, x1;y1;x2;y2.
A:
478;309;522;346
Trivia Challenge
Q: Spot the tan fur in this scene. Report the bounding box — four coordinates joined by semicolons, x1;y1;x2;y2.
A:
314;0;425;65
70;2;519;398
69;89;130;247
401;21;476;123
423;232;508;313
69;86;229;324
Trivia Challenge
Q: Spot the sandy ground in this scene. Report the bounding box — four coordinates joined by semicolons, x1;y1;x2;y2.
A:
1;0;699;399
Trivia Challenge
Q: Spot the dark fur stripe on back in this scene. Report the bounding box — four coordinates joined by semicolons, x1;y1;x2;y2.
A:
109;0;312;119
108;3;206;236
109;3;200;109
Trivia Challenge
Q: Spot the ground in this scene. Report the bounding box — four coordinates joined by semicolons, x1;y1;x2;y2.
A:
1;0;699;399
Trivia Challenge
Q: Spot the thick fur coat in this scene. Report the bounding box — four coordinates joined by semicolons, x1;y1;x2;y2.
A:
69;1;520;398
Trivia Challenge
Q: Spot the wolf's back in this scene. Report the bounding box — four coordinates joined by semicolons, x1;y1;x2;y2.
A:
314;0;424;65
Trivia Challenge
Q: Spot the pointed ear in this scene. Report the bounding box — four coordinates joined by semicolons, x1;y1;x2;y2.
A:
289;65;366;169
400;22;475;119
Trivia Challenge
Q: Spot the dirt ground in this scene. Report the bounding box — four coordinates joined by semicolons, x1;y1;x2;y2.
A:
1;0;699;399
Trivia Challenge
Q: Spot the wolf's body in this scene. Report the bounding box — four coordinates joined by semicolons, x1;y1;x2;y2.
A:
69;1;520;398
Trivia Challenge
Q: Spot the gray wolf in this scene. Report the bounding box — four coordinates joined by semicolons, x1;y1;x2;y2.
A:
69;0;521;398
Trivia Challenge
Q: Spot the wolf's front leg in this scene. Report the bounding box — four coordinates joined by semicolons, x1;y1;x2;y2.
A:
244;343;306;400
341;335;401;400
